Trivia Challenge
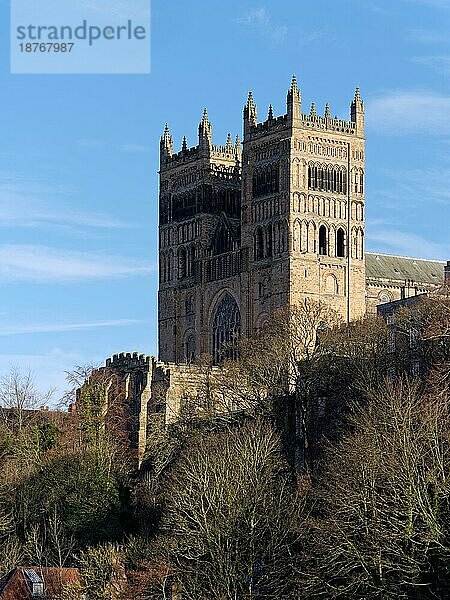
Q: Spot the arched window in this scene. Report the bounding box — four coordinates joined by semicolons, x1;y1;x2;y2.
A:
280;221;288;253
265;225;273;258
336;228;345;257
160;254;165;283
187;245;196;276
319;225;327;256
213;222;232;255
178;247;187;279
184;335;196;364
167;250;173;281
378;291;392;304
212;293;241;364
254;227;264;260
325;274;338;295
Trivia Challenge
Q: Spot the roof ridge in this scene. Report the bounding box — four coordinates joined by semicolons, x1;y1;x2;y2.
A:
366;252;445;263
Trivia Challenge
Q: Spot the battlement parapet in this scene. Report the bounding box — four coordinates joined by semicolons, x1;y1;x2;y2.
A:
105;352;152;371
246;111;358;138
247;114;288;138
301;113;357;135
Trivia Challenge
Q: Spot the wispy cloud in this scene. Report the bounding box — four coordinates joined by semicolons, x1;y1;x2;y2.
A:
366;90;450;135
371;165;450;206
408;29;449;44
413;55;450;75
0;348;84;398
76;138;105;148
0;245;153;283
0;176;135;230
76;139;150;154
79;0;150;21
402;0;450;8
234;8;288;44
367;229;450;260
0;319;144;336
119;143;150;153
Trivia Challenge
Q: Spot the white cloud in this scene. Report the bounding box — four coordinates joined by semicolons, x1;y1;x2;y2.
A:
120;143;150;153
0;244;153;283
413;55;450;74
76;138;150;154
371;165;450;206
235;8;288;44
403;0;450;7
408;29;449;44
366;90;450;135
0;319;144;336
0;176;135;230
367;229;450;260
0;348;83;400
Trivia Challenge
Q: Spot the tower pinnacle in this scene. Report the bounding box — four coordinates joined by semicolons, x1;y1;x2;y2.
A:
160;122;173;160
287;74;301;126
351;86;365;133
198;107;212;150
244;91;258;136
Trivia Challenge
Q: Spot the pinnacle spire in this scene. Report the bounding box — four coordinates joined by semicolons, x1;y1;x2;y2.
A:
325;103;330;118
226;132;233;148
268;104;274;120
182;136;188;151
162;123;171;142
244;91;258;133
290;74;298;92
160;122;173;158
235;134;241;157
198;108;212;148
310;102;316;117
354;86;361;102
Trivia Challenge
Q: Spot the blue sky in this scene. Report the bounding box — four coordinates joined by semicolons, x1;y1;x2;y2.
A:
1;0;450;398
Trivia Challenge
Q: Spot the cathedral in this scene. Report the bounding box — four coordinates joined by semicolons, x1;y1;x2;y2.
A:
158;76;446;365
80;77;448;467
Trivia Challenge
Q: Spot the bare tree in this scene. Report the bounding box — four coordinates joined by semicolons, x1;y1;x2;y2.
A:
0;367;54;432
159;419;304;600
59;363;97;409
303;376;450;599
216;300;341;472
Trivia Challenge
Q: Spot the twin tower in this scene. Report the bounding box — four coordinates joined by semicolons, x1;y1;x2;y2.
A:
158;76;366;364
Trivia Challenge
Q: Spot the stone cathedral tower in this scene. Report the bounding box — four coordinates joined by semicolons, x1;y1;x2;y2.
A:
158;77;366;364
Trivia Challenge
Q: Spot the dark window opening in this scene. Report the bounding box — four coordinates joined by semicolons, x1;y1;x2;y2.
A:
336;228;345;257
319;225;327;256
253;165;279;198
212;294;241;364
178;247;187;279
254;227;264;260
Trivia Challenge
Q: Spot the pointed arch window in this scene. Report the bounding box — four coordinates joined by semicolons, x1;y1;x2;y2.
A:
212;293;241;364
178;247;187;279
319;225;328;256
254;227;264;260
265;225;273;257
184;335;196;364
336;228;345;257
